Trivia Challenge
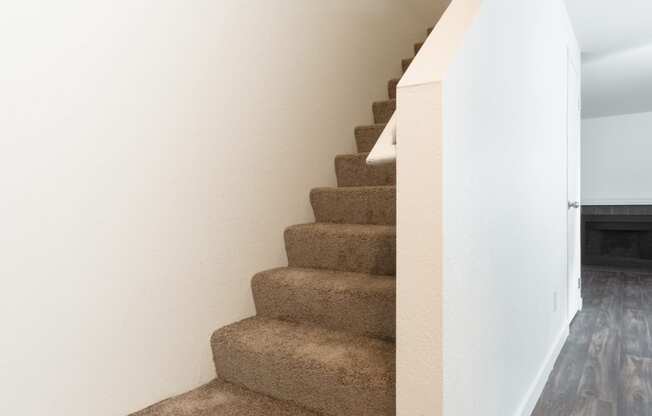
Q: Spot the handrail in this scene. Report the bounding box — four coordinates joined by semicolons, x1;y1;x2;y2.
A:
366;0;481;166
366;113;397;165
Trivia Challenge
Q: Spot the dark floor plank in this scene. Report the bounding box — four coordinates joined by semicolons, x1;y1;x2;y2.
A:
623;309;652;358
624;283;644;310
577;326;621;404
571;396;615;416
532;390;578;416
571;310;601;346
640;286;652;312
532;306;598;415
533;340;591;416
532;268;652;416
619;355;652;416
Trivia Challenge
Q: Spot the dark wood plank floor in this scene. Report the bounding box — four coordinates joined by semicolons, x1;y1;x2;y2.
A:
533;267;652;416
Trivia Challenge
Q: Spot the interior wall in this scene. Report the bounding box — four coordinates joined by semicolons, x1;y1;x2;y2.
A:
396;1;482;415
0;2;429;415
582;111;652;205
441;0;580;415
405;0;452;25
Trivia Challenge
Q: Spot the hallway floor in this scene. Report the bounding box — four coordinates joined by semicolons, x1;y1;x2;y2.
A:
533;267;652;416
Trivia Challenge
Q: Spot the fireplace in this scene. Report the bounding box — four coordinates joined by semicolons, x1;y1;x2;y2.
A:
582;206;652;269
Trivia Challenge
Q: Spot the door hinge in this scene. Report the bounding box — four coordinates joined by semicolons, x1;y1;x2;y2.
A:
578;278;581;289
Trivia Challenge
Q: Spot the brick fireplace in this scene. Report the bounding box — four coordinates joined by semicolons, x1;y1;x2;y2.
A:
582;205;652;269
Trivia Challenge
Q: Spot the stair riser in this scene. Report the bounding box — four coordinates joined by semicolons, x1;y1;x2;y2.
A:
372;100;395;124
355;125;384;153
252;270;396;339
402;58;413;73
311;187;396;225
388;78;399;100
335;154;396;187
213;348;395;416
285;227;396;275
211;319;396;416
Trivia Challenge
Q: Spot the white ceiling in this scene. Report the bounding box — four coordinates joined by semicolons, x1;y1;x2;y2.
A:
566;0;652;54
565;0;652;118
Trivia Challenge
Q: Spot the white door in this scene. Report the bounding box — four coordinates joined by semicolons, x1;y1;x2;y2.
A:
567;50;582;322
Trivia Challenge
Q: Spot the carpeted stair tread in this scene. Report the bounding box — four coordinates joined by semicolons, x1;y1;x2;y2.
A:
252;267;396;339
402;58;413;73
310;186;395;225
372;99;396;124
129;378;319;416
355;124;385;153
285;223;396;275
335;153;396;187
211;317;396;416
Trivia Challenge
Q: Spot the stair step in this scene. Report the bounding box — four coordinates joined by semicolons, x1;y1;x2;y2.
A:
252;267;396;339
335;153;396;187
355;124;385;153
402;58;413;73
212;317;395;416
372;99;395;124
414;42;424;54
310;186;395;225
285;223;395;275
388;78;399;100
130;378;319;416
428;27;434;35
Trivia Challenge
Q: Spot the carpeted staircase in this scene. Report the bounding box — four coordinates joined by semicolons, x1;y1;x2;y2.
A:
131;27;431;416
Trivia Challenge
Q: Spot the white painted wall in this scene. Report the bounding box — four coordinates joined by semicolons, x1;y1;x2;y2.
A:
582;111;652;205
396;2;481;415
442;1;579;414
0;2;430;415
397;0;580;415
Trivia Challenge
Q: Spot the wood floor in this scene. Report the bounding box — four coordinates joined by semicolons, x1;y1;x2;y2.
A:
533;267;652;416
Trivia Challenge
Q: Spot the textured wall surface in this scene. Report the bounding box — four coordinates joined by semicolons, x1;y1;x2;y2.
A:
396;0;580;415
442;1;580;414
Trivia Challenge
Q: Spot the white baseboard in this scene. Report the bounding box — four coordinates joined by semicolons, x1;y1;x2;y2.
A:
513;325;569;416
582;199;652;205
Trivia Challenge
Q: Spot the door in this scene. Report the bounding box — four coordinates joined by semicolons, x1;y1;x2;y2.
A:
567;49;582;322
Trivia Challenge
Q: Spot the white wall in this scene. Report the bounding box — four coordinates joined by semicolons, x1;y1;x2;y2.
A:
0;2;430;415
582;111;652;204
442;1;579;415
396;2;481;415
397;0;579;415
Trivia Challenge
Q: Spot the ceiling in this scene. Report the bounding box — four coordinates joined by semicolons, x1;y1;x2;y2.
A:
565;0;652;118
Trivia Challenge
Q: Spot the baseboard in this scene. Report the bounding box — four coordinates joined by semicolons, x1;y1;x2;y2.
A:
582;199;652;205
513;325;569;416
